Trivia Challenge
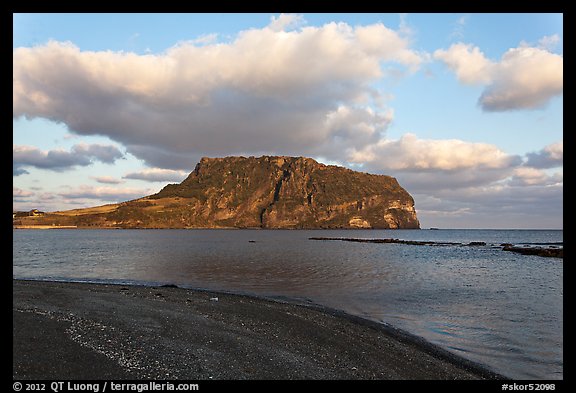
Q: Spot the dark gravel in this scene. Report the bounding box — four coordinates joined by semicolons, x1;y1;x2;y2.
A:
13;279;506;380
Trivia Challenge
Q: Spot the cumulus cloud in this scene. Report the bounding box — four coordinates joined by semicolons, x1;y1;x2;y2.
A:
123;168;188;182
13;18;423;170
509;166;563;186
524;141;563;169
13;143;124;175
480;46;563;111
348;133;520;172
434;43;493;84
434;40;563;111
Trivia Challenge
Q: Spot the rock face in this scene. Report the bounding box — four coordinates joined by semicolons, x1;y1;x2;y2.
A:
148;156;419;229
16;156;420;229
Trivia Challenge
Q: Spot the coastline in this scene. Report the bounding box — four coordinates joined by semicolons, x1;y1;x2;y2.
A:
13;279;506;380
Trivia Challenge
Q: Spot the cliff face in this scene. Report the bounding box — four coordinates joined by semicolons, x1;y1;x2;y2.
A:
148;156;419;229
15;156;420;229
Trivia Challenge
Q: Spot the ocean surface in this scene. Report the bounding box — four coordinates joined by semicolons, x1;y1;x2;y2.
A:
12;228;562;380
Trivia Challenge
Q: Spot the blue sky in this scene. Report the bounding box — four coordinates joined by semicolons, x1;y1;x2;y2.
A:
13;13;563;228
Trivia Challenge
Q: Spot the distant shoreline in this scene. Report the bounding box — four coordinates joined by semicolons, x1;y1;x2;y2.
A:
12;225;422;230
13;279;506;380
12;225;563;230
13;225;79;229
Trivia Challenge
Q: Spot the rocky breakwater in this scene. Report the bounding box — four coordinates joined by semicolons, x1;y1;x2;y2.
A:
310;237;563;258
501;244;563;258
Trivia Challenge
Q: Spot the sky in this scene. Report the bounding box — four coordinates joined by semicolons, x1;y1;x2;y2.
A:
13;13;563;229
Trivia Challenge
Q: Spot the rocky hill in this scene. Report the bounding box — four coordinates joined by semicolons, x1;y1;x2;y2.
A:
14;156;420;229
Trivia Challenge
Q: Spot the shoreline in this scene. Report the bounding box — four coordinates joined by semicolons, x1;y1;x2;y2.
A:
13;226;422;230
13;279;507;380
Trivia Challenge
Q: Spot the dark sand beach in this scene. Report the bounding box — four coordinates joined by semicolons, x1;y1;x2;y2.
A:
13;279;506;380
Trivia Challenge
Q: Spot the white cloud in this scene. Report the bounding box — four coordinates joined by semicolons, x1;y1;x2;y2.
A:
319;105;393;157
348;133;519;172
433;43;493;84
480;46;563;111
123;168;188;182
509;167;559;186
434;39;563;111
13;19;423;170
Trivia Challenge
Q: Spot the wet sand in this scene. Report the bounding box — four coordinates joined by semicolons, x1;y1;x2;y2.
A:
13;279;506;380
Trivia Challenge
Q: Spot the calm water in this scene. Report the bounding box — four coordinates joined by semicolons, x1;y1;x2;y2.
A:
13;229;563;380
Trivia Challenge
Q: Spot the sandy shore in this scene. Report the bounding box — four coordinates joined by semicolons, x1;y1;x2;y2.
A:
13;279;506;380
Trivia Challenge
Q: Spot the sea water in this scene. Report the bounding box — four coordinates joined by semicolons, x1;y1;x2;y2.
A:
12;228;563;379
